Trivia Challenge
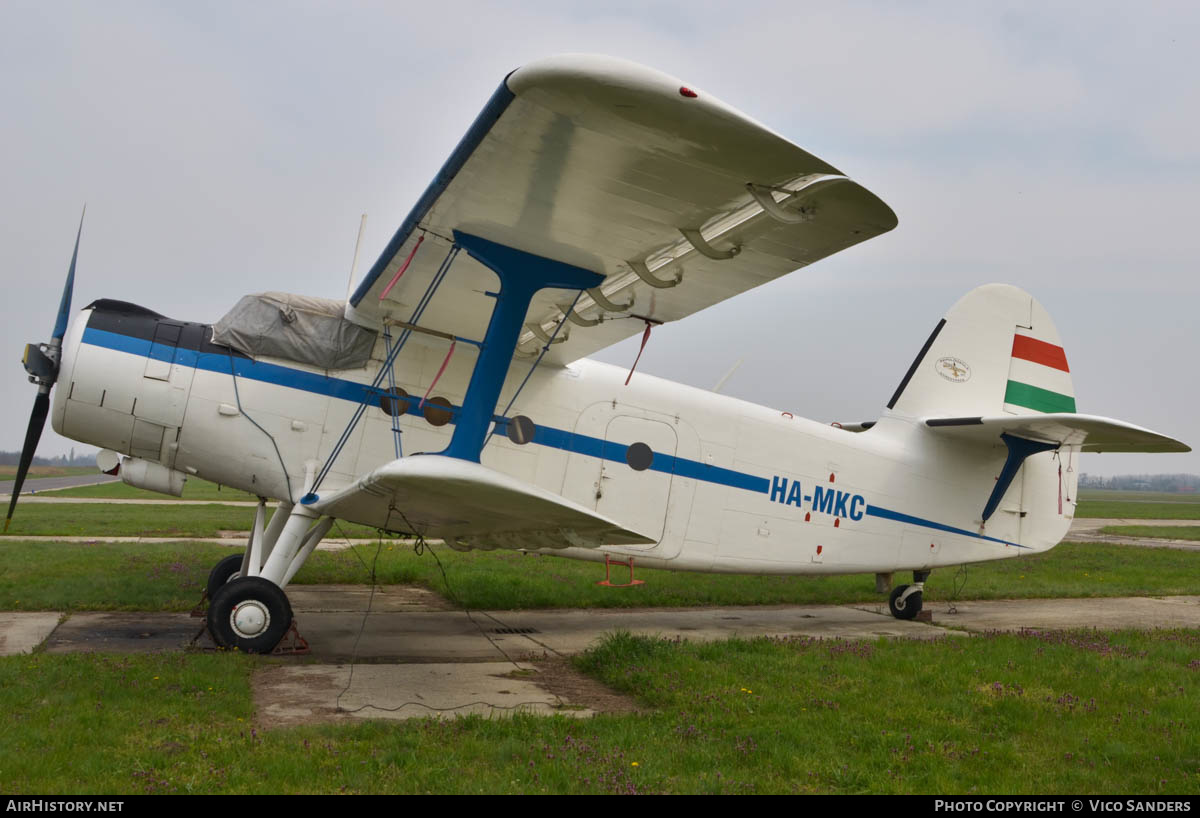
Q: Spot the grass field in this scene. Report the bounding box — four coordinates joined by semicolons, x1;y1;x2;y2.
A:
39;477;259;502
1076;489;1200;520
1076;501;1200;519
1;539;1196;612
1079;489;1200;503
1;630;1195;794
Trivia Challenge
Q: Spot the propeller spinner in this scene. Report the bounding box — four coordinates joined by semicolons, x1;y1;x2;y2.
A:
5;209;84;532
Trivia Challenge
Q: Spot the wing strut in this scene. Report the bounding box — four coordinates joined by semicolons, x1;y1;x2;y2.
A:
445;231;603;462
306;244;465;503
382;326;404;458
493;291;581;444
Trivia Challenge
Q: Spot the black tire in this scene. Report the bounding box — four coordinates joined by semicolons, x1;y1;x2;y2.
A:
206;554;244;601
207;576;293;653
888;583;922;620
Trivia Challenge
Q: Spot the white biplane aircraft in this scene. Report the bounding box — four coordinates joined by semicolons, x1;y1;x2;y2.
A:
9;55;1189;652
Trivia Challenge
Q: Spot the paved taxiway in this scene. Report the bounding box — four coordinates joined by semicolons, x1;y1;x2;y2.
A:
3;587;1197;723
0;474;118;495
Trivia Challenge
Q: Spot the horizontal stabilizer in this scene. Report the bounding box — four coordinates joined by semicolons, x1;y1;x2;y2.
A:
924;413;1190;453
309;456;657;550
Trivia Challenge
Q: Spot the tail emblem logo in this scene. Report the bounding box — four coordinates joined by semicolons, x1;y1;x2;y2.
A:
935;357;971;383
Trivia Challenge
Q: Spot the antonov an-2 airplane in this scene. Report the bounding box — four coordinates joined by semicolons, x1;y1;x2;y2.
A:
9;55;1189;652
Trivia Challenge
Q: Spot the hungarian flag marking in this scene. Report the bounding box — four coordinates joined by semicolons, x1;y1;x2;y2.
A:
1006;334;1075;413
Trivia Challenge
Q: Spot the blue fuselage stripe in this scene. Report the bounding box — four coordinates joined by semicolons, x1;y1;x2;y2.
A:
85;328;377;403
864;505;1024;548
520;422;770;493
81;326;1022;548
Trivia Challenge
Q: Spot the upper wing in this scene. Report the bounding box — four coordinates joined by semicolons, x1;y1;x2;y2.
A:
924;413;1191;453
347;54;897;365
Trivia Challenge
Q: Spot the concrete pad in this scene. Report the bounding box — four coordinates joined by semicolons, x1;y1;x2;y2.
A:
475;605;954;655
284;604;953;662
0;612;62;655
254;663;593;726
44;612;205;653
295;611;512;662
287;584;452;613
1067;519;1200;551
13;590;1199;663
868;595;1200;633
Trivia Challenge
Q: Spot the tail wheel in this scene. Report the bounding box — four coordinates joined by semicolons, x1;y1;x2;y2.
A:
888;583;922;620
206;554;244;601
207;577;293;653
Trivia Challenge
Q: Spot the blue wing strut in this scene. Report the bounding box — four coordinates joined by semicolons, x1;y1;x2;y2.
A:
443;231;603;462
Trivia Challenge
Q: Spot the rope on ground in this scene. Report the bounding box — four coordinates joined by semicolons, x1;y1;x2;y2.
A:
946;564;969;615
330;515;555;716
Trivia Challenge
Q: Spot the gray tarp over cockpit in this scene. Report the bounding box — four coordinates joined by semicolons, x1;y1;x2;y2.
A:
212;292;377;370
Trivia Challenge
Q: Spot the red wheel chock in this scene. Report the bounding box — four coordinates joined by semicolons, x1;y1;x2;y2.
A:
272;619;311;655
596;554;645;588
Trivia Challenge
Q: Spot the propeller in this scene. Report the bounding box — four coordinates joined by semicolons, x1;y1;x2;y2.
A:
5;208;84;532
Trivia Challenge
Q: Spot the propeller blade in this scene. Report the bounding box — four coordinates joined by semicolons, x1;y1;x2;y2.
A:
4;391;51;532
51;206;85;343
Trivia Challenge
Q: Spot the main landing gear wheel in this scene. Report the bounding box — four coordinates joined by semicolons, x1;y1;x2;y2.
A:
206;554;244;601
207;576;293;653
888;583;923;620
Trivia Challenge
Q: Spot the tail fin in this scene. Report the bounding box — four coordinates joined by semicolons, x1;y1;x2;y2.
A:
882;284;1187;555
886;284;1075;419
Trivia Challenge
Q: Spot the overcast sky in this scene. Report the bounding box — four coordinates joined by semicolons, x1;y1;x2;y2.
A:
2;1;1197;476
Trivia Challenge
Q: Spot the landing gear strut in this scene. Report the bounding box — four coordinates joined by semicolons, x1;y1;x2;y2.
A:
888;570;930;620
203;498;332;651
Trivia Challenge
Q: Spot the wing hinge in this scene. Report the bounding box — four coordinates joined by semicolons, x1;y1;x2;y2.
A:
746;174;849;224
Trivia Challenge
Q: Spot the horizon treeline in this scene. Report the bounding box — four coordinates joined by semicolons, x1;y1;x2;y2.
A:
1078;473;1200;493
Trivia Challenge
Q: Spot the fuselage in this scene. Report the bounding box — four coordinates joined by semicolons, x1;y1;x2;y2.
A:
51;298;1075;576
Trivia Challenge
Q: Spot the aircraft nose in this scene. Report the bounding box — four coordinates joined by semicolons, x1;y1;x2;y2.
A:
49;309;87;436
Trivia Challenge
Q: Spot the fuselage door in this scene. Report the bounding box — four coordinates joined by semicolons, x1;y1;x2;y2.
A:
595;415;678;548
